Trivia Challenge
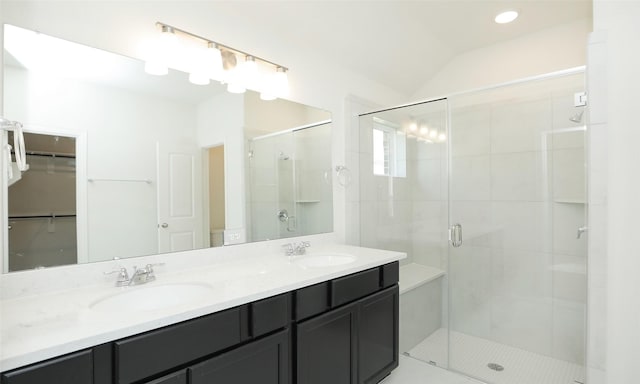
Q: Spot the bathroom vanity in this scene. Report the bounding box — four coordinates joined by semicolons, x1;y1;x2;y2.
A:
0;244;403;384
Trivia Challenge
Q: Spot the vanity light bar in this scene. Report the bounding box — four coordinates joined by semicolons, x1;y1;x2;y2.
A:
155;22;288;72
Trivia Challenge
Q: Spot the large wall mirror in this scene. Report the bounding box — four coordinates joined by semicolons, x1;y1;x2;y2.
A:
1;24;333;273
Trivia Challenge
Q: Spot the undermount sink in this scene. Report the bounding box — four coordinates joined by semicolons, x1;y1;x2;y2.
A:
90;283;214;312
293;253;357;268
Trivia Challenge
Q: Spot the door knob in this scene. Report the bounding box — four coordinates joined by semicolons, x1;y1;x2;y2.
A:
160;223;169;228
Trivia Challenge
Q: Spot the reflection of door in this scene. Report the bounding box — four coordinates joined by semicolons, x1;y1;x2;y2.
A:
157;142;202;253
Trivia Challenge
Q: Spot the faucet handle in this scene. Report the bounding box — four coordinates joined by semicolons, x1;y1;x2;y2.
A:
282;243;294;256
104;267;129;286
145;263;165;281
301;241;311;248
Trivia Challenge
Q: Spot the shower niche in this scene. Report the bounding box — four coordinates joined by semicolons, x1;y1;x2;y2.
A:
7;132;77;272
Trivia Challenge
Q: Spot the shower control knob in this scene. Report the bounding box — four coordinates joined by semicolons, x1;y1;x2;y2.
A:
160;223;169;228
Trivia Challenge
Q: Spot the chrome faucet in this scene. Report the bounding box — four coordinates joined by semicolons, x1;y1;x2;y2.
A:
282;241;311;257
104;263;164;286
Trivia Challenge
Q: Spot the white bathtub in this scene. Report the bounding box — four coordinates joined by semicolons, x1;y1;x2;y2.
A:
399;263;446;353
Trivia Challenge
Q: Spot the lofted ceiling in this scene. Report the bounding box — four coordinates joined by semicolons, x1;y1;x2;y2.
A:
223;0;592;96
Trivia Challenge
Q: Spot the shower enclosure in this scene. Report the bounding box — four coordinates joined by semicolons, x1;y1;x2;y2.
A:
247;122;333;242
357;70;587;384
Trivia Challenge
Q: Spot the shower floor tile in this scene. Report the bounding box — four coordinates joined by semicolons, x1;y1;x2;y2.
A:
406;328;585;384
382;355;482;384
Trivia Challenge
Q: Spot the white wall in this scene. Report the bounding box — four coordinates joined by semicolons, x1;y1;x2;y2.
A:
592;2;640;383
412;19;591;100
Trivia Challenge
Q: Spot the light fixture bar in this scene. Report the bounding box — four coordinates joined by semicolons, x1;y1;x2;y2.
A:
155;22;288;71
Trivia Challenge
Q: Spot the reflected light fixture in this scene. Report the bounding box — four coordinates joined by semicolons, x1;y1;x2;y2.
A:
145;22;290;99
189;42;222;85
144;25;177;76
495;10;519;24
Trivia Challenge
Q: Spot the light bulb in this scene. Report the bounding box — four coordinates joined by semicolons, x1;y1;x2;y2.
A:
274;67;289;97
409;123;418;132
188;46;210;85
241;55;258;89
261;66;289;99
226;69;246;93
205;42;223;80
144;25;177;76
438;133;447;141
419;126;428;135
429;130;438;139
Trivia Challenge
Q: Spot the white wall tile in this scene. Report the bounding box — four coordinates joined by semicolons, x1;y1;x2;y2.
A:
490;98;553;154
552;254;587;303
491;202;553;253
491;249;553;300
411;159;442;201
552;300;586;364
553;148;585;202
449;246;492;338
450;155;491;201
491;151;548;201
451;105;491;157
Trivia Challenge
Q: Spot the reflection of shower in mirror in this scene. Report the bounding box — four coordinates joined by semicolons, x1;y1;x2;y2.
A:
569;110;584;123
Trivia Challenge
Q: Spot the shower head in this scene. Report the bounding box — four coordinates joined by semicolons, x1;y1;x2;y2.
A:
278;151;290;160
569;110;584;124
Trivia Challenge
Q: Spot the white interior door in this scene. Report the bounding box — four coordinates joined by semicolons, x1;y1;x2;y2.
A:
157;141;203;253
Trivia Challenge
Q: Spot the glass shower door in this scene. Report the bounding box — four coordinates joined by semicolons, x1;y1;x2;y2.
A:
447;72;587;384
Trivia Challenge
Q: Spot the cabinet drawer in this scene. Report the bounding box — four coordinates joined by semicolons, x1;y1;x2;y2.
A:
143;370;187;384
294;281;330;321
381;262;399;288
331;267;380;307
1;349;93;384
115;307;242;384
250;292;291;337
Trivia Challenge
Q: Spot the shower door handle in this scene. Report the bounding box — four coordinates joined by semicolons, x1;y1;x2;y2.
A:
450;223;463;247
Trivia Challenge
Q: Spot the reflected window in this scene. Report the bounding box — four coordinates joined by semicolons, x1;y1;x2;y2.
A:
373;118;406;177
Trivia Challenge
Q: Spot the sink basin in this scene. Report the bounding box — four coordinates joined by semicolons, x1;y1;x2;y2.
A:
90;283;214;312
294;253;356;268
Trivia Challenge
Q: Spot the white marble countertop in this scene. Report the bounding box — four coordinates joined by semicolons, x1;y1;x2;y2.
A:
0;242;405;372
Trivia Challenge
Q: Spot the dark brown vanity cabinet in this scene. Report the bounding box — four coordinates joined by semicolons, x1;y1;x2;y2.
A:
295;285;399;384
0;261;399;384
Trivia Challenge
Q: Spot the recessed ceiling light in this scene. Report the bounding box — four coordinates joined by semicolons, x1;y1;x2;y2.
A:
495;10;519;24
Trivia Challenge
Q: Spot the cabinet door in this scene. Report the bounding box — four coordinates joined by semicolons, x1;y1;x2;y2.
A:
0;350;93;384
358;286;399;384
296;304;357;384
189;329;289;384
